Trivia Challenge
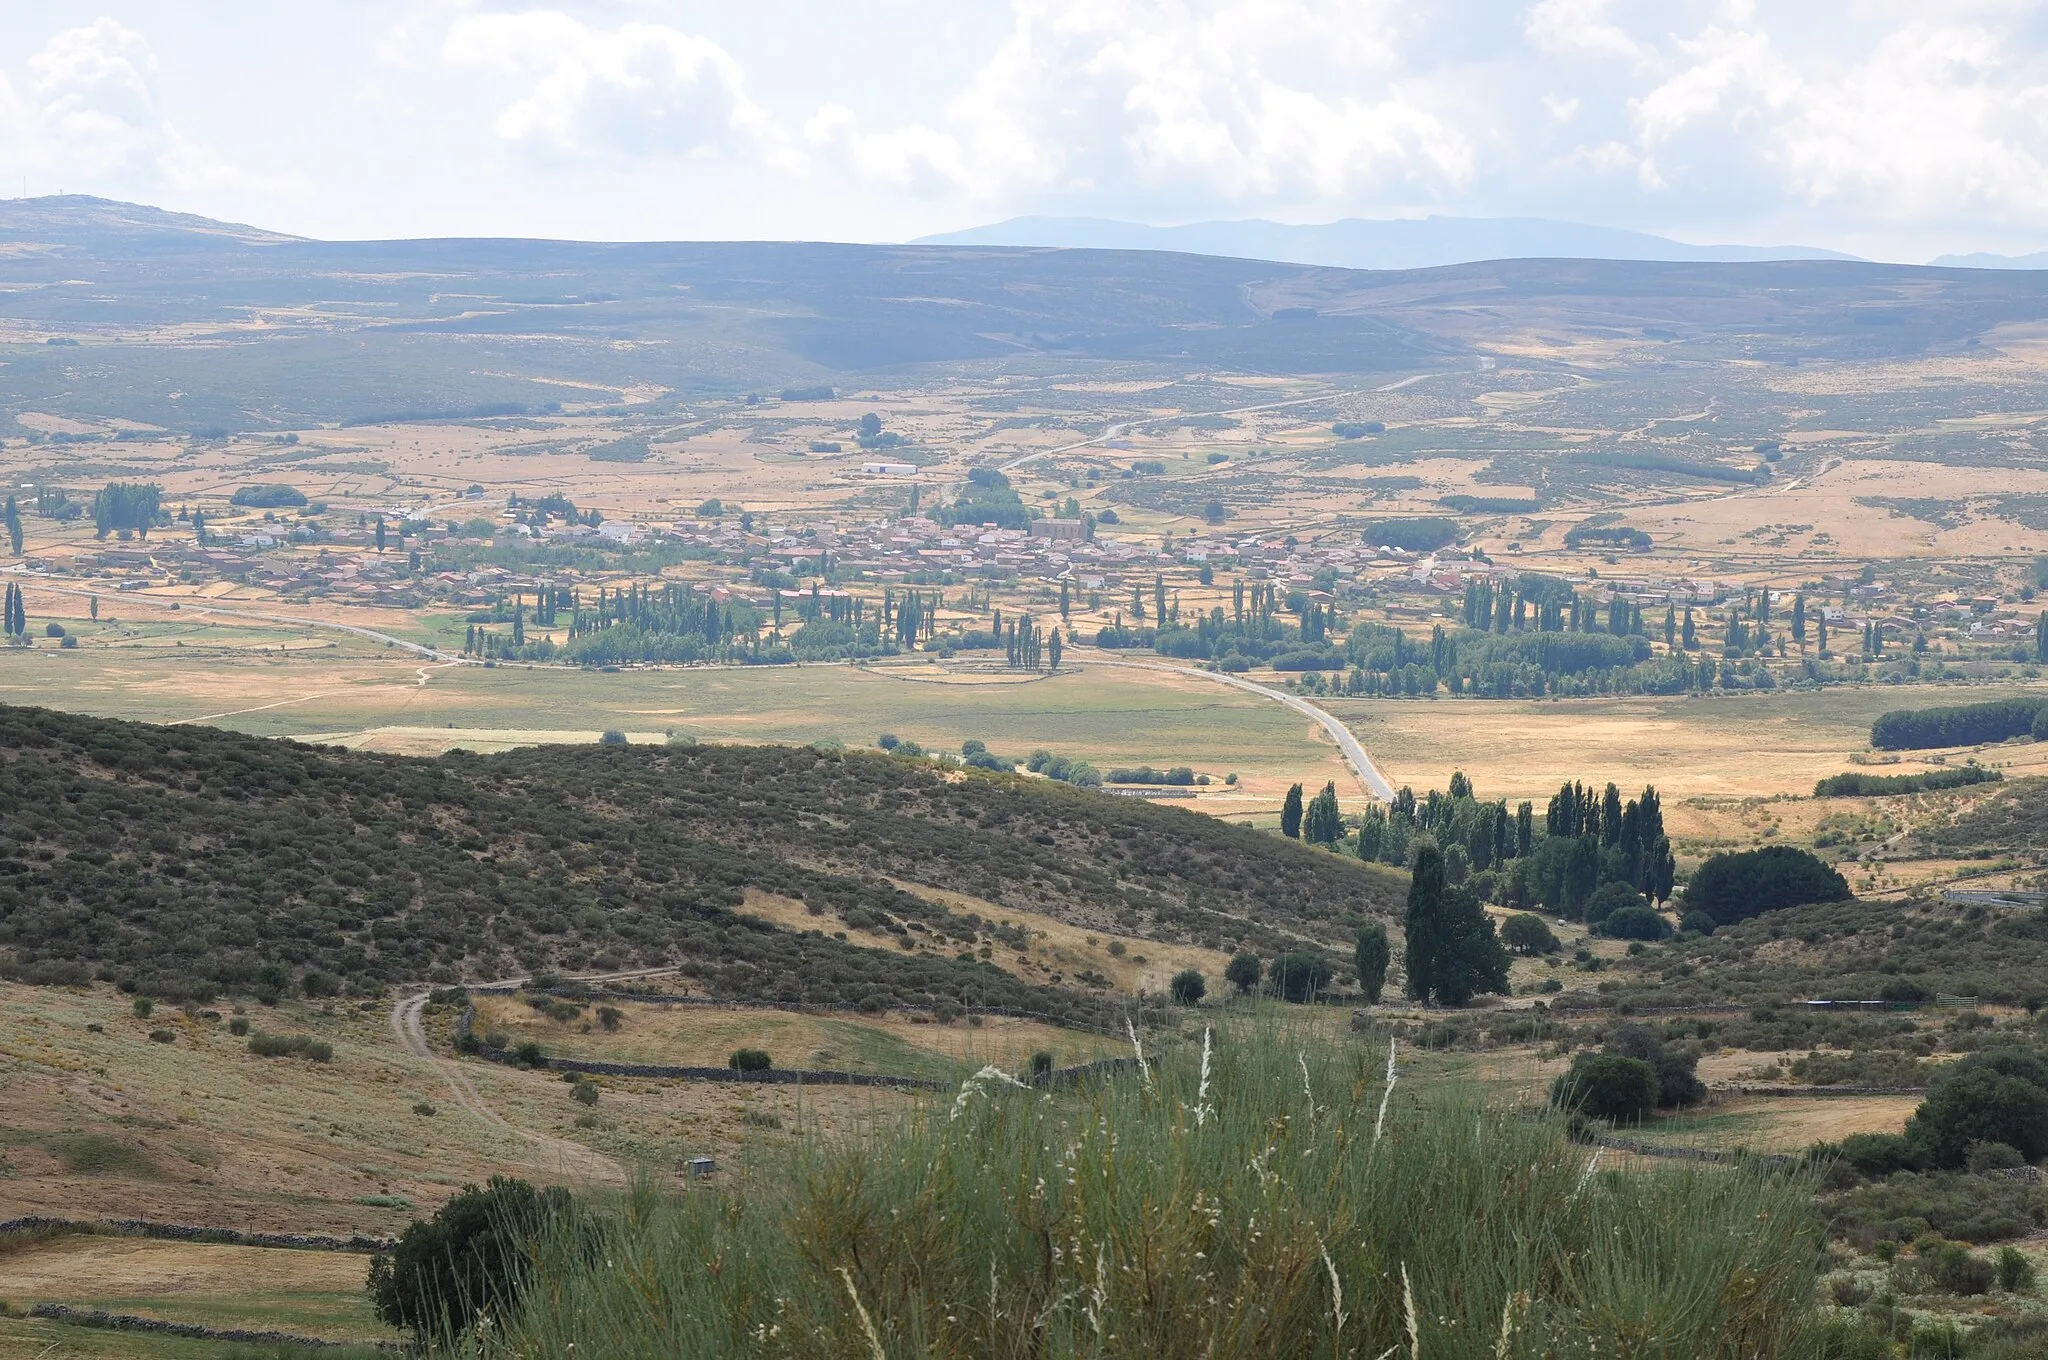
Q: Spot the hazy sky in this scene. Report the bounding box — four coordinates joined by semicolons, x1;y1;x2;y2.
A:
4;1;2048;260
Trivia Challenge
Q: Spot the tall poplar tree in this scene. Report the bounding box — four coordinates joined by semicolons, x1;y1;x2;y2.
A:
1280;783;1304;839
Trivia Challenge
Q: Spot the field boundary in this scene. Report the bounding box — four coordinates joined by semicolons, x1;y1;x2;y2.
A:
486;983;1135;1037
27;1303;394;1352
0;1215;392;1254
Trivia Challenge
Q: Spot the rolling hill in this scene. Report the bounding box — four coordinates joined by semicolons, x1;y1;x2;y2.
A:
0;704;1403;1012
7;197;2048;434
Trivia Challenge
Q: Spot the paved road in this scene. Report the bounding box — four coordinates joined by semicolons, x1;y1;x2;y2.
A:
1083;657;1395;802
389;966;681;1184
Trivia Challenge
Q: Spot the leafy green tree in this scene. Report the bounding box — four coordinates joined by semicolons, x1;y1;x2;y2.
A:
1224;951;1262;995
1597;905;1671;941
1280;783;1304;838
1353;923;1389;1003
1430;886;1510;1006
1270;950;1332;1003
1169;968;1206;1005
1551;1052;1658;1124
1905;1048;2048;1167
367;1177;576;1343
1500;913;1559;956
1403;844;1448;1003
1684;846;1851;927
1303;780;1341;844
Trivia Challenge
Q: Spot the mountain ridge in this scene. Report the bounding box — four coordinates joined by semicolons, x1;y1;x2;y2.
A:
912;214;1861;271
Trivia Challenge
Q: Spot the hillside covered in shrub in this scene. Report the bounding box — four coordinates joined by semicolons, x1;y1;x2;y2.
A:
0;705;1401;1008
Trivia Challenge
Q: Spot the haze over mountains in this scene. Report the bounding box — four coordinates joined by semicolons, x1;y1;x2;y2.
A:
914;216;1863;271
8;196;2048;437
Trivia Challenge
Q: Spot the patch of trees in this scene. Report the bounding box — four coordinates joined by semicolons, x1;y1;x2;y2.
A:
1363;517;1458;552
1682;845;1851;928
1107;766;1197;786
1439;495;1540;514
1825;1049;2048;1182
92;482;162;539
1562;525;1651;551
230;484;308;508
1332;422;1384;438
1871;698;2048;751
1500;781;1676;917
934;467;1030;531
1814;767;2000;797
779;386;835;401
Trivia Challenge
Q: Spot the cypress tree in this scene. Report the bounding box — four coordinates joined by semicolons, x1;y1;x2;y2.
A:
1403;844;1447;1003
1280;783;1304;839
1515;801;1534;858
1354;923;1390;1004
1304;781;1341;844
4;496;20;555
1432;885;1511;1006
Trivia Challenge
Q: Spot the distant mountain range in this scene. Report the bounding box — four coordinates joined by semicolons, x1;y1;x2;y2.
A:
1931;251;2048;270
913;215;1862;270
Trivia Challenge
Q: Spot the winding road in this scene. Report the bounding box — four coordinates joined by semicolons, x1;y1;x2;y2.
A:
388;967;681;1184
1084;657;1394;802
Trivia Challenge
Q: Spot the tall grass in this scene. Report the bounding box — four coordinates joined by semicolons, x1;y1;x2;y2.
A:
478;1023;1824;1358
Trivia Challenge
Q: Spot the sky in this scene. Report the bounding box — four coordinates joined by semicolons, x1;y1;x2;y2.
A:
3;1;2048;261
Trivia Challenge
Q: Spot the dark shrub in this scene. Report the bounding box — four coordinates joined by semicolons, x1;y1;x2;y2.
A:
1224;951;1262;995
1269;951;1333;1003
1679;910;1715;936
367;1177;575;1343
599;730;627;746
1169;969;1206;1005
1838;1132;1920;1178
1598;905;1672;941
1500;913;1560;956
248;1032;333;1062
512;1041;544;1068
1928;1242;1997;1295
729;1048;772;1072
1581;881;1645;927
1551;1051;1659;1123
1030;1051;1054;1079
1907;1048;2048;1167
1683;846;1851;927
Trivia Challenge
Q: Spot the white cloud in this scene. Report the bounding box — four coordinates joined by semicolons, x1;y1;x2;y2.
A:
0;18;235;190
826;0;1474;211
1524;0;1649;64
442;11;775;164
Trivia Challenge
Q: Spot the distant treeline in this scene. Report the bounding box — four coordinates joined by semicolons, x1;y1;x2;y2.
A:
1361;517;1459;552
1563;524;1651;551
1439;495;1540;514
1814;767;2002;797
1870;698;2048;750
340;402;543;427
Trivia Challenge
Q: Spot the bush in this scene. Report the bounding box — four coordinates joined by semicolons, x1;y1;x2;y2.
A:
131;996;154;1018
1906;1047;2048;1167
1582;881;1647;926
1500;913;1560;956
1683;846;1851;927
248;1033;334;1062
1997;1244;2036;1292
1597;905;1673;941
1825;1170;2048;1245
729;1048;772;1073
1927;1242;1997;1295
1030;1051;1054;1079
599;730;627;746
1679;910;1715;936
1224;952;1261;995
1269;951;1332;1003
1169;969;1206;1005
228;1016;250;1036
367;1176;577;1343
148;1028;175;1043
571;1080;599;1106
596;1005;623;1032
1551;1052;1659;1123
1837;1132;1920;1178
512;1041;544;1068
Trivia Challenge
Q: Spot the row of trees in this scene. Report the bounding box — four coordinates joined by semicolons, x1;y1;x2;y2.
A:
92;482;162;539
3;582;27;639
